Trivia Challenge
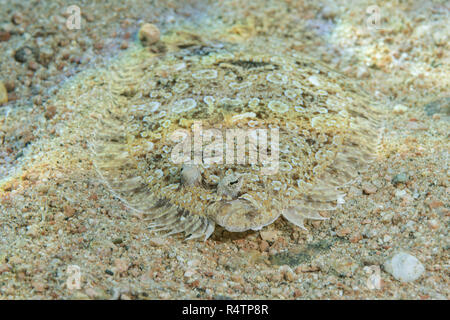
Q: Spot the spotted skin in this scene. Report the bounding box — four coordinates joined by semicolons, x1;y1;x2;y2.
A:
90;40;382;240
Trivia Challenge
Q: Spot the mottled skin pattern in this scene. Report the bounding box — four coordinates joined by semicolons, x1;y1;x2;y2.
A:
91;39;382;240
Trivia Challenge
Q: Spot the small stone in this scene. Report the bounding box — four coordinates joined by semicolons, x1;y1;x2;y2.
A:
336;227;351;237
269;272;283;282
114;258;129;273
384;252;425;282
26;224;40;238
321;5;338;19
159;292;171;299
380;212;394;224
112;238;123;244
31;280;47;293
260;230;279;242
356;65;369;79
395;189;407;199
138;23;160;45
0;81;8;105
311;220;322;228
45;105;57;120
0;31;11;41
3;80;15;92
33;95;42;106
187;259;201;267
362;182;377;195
105;269;114;276
427;219;439;230
0;263;11;274
428;200;444;209
184;269;196;278
12;12;24;25
259;240;269;252
349;233;362;243
432;114;441;120
72;292;90;300
28;60;39;71
8;256;23;265
393;104;408;114
391;173;408;185
280;265;296;282
83;12;95;23
38;46;54;66
331;257;357;277
14;46;37;63
120;41;129;50
85;288;105;299
64;205;76;217
432;30;447;46
94;41;104;50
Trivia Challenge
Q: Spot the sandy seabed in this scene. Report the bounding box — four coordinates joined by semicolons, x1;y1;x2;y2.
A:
0;0;448;299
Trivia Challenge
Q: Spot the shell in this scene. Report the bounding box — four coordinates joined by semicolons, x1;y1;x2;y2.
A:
89;38;383;240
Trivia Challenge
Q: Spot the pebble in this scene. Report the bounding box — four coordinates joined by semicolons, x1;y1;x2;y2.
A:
384;252;425;282
0;263;11;274
427;200;443;209
260;230;279;242
31;280;47;293
336;227;351;237
280;265;296;282
38;46;54;66
349;233;362;243
105;269;114;276
0;81;7;104
0;1;446;301
394;189;408;199
71;292;90;300
12;12;24;25
138;23;160;45
120;41;129;50
321;5;339;19
393;104;408;114
427;219;439;230
0;31;10;41
44;105;57;120
187;259;201;268
259;240;269;252
85;288;105;299
331;257;357;277
28;60;39;71
3;80;15;92
362;182;377;194
114;258;129;273
184;269;196;278
432;30;447;46
63;205;76;217
14;46;38;63
391;173;408;185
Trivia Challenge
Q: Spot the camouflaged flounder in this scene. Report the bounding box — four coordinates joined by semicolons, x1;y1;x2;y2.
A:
90;39;382;240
